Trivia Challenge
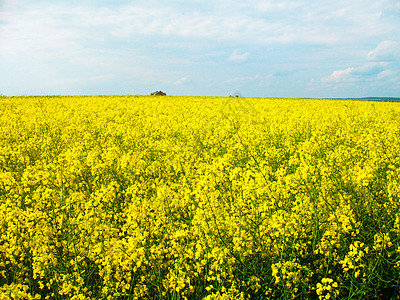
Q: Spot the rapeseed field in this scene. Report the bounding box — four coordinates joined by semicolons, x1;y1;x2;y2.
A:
1;95;400;299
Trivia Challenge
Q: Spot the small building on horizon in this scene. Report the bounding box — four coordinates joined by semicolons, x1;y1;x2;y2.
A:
151;91;166;96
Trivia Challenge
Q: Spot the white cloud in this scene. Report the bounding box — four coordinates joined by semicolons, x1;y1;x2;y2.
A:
174;77;188;85
321;39;400;86
321;62;395;84
375;70;400;86
368;40;400;61
223;74;260;84
377;69;396;79
352;62;388;75
1;0;396;56
228;50;249;62
321;67;354;83
252;0;302;12
89;74;116;81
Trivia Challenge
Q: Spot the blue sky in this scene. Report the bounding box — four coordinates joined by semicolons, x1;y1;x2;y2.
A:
1;0;400;97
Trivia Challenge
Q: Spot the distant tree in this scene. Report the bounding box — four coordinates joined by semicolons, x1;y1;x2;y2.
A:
230;91;242;97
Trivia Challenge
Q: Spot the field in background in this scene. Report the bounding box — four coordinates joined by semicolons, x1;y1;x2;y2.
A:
1;95;400;299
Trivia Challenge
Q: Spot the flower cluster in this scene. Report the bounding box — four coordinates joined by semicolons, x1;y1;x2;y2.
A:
340;241;369;278
316;278;339;299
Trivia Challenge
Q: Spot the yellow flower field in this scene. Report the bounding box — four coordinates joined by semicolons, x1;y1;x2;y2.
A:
1;95;400;299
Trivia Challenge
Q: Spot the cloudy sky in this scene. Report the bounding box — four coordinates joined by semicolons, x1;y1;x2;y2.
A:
1;0;400;97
